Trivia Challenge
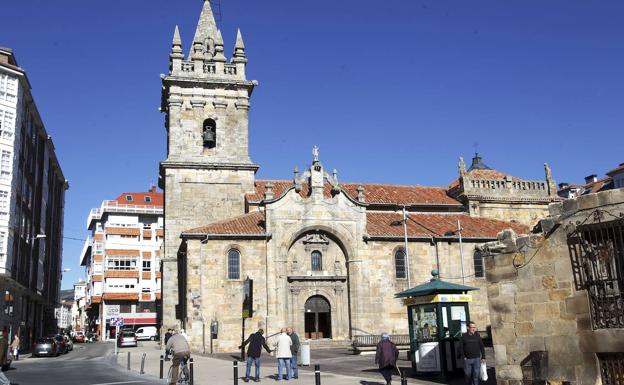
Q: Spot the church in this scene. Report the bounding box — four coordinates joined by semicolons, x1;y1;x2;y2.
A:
159;1;559;352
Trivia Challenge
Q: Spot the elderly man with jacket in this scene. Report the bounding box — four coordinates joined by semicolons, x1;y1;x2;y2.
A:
240;328;272;382
165;329;191;385
274;329;292;381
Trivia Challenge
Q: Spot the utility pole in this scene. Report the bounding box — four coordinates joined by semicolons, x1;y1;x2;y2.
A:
403;206;411;287
457;219;465;284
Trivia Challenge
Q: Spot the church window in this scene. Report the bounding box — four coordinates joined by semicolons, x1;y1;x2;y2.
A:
473;251;484;278
227;249;240;280
395;249;406;279
202;119;216;149
311;250;322;271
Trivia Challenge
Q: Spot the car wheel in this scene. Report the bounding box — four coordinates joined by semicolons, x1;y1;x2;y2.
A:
150;336;155;341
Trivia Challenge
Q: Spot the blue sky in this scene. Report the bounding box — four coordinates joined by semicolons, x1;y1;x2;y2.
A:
1;1;622;289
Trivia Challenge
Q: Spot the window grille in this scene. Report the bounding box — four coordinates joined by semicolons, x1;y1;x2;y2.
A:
567;214;624;329
106;257;138;271
473;251;485;278
311;250;322;271
395;249;406;279
227;249;240;280
598;353;624;385
0;150;11;179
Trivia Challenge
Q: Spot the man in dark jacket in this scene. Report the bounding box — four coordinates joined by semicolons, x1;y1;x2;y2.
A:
287;327;300;379
460;321;486;385
164;328;173;344
239;328;272;382
375;333;398;385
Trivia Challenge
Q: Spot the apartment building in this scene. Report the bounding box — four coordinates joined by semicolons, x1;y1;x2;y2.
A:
80;187;162;340
72;280;86;332
0;47;68;346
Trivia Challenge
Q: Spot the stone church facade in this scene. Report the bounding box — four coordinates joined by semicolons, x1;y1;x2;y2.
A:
159;1;560;352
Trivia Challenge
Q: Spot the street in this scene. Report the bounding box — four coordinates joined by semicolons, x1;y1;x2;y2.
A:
6;343;162;385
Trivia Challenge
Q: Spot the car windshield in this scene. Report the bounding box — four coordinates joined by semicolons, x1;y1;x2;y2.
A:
37;338;54;344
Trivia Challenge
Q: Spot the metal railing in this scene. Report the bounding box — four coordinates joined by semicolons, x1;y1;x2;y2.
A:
352;334;410;347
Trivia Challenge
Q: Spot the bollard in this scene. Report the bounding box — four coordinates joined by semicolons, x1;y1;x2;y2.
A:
127;351;131;370
233;360;239;385
140;352;146;374
315;364;321;385
159;354;164;379
190;357;194;385
401;370;407;385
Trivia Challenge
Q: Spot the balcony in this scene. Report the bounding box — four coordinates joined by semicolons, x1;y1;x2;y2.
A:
87;200;163;228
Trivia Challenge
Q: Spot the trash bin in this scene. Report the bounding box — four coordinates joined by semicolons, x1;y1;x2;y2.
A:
300;340;310;366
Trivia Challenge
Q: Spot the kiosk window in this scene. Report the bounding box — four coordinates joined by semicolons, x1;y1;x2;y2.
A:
411;305;437;342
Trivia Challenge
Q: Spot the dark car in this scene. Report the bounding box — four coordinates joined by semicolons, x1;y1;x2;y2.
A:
53;334;69;354
32;337;59;357
117;330;137;348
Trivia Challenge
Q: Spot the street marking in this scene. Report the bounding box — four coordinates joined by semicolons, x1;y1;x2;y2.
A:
89;382;146;385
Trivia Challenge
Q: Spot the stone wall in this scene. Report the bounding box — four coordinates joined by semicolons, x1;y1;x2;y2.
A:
481;188;624;385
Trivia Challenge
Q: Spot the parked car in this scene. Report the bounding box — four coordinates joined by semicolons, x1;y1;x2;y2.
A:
63;335;74;351
53;334;69;354
117;330;137;348
73;331;86;343
135;326;158;341
32;337;59;357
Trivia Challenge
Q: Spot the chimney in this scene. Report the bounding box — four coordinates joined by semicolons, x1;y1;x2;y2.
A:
150;185;157;193
584;174;598;184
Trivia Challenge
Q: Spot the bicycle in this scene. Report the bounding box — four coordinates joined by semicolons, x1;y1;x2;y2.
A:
166;352;191;385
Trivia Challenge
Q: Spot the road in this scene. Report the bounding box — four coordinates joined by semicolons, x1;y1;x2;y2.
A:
6;342;162;385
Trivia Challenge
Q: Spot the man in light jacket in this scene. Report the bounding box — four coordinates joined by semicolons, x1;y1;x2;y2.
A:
274;328;292;381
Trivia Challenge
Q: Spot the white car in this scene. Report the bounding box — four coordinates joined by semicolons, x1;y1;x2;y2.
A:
135;326;158;341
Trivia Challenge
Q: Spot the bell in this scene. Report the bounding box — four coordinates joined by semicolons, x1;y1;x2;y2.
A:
203;130;215;143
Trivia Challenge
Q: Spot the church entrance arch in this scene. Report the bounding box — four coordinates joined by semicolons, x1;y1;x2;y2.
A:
304;295;332;339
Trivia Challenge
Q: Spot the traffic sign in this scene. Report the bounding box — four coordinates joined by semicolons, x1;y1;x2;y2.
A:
110;317;124;326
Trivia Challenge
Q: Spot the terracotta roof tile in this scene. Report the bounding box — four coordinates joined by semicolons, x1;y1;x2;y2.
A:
247;180;461;206
366;212;528;238
114;188;163;207
184;211;265;235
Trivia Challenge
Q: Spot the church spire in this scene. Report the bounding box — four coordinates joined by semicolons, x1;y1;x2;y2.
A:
191;0;219;47
169;25;184;73
213;29;227;62
232;28;247;63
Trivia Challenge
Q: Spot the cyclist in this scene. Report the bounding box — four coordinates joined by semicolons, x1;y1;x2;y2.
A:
165;329;191;385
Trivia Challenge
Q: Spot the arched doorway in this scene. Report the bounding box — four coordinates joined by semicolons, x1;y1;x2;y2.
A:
304;296;331;339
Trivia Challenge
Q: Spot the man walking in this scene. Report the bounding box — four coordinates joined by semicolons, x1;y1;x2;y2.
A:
0;331;10;385
286;327;300;379
164;328;173;344
460;321;486;385
375;333;398;385
274;328;292;381
239;328;272;382
165;329;191;385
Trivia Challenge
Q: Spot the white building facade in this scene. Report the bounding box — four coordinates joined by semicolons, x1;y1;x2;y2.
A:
80;188;163;340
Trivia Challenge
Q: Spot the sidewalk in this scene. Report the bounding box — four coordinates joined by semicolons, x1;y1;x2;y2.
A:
113;341;433;385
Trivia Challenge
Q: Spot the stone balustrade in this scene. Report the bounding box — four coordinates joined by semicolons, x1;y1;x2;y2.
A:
466;178;550;198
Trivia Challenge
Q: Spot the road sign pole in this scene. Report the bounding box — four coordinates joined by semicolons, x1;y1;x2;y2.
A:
114;323;118;356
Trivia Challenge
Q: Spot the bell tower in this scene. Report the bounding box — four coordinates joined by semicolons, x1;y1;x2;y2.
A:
159;0;259;329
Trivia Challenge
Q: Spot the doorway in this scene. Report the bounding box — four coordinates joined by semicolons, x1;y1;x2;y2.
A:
304;296;331;339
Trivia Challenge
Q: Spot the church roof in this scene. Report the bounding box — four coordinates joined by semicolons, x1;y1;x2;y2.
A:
182;211;266;236
366;212;528;239
247;180;462;206
182;210;527;239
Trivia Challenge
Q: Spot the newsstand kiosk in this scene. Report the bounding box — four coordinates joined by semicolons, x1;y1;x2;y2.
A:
396;270;478;376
